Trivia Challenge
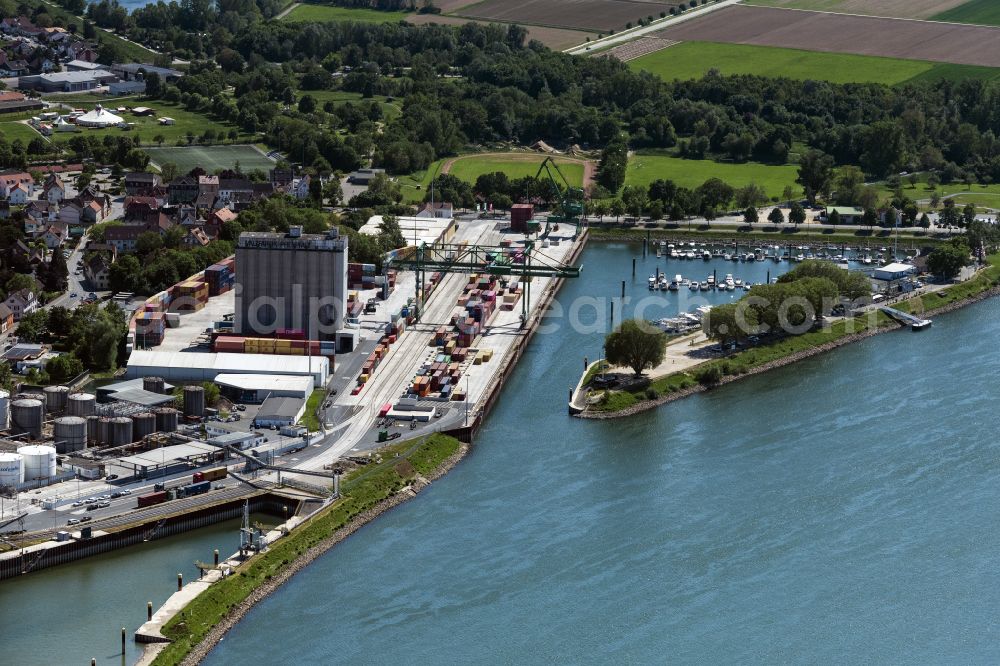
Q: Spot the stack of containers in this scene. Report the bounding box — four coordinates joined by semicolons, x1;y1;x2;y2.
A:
170;279;209;312
320;340;336;357
204;259;235;296
134;311;166;346
214;335;245;353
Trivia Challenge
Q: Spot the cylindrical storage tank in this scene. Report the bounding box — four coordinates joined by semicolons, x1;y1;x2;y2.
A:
111;417;133;446
133;412;156;440
53;416;87;453
97;417;113;447
143;377;165;394
183;386;205;418
10;399;44;439
86;416;101;446
155;408;179;433
67;393;97;417
16;392;46;411
0;389;9;431
0;451;23;486
17;444;56;481
42;385;69;412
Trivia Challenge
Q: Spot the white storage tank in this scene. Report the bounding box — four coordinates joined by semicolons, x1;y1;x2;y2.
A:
18;444;56;481
0;389;9;430
0;451;23;486
66;393;97;417
53;416;87;453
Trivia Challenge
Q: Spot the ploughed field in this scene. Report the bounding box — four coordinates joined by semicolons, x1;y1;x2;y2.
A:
742;0;970;20
655;5;1000;68
456;0;680;33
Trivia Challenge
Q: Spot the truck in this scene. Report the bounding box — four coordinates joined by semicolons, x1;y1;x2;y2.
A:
137;491;168;508
192;467;228;483
177;481;211;498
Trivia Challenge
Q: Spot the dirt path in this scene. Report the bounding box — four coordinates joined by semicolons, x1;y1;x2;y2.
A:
275;2;300;20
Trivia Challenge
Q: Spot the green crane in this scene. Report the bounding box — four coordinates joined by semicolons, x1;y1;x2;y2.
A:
534;157;585;229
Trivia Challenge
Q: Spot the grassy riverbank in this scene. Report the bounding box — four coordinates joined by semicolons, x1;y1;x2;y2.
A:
586;254;1000;415
151;433;462;666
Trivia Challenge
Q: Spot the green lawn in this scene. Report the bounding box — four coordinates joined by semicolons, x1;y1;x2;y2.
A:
0;121;42;144
35;0;157;61
626;152;799;200
301;89;402;120
398;153;586;204
448;154;584;187
146;145;274;173
282;3;409;22
44;99;251;148
932;0;1000;25
630;41;1000;85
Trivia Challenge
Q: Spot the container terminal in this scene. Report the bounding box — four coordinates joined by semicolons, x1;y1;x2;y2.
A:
0;208;585;577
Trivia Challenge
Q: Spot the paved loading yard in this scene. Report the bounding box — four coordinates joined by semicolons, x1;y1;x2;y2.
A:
656;4;1000;68
292;217;583;475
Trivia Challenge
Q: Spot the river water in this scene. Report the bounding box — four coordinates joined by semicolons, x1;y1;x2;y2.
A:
199;241;1000;663
1;516;267;665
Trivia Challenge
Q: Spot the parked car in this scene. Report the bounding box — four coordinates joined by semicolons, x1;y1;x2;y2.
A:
67;518;80;525
97;501;111;508
79;516;92;523
106;474;118;480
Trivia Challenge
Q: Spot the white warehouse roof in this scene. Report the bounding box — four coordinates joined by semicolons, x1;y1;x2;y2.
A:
873;263;916;280
214;373;313;399
126;351;328;387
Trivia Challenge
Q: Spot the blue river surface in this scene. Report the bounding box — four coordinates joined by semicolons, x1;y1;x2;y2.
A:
205;242;1000;664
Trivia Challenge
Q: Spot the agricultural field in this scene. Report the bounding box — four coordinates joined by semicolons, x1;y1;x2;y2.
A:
282;3;409;22
0;121;43;144
932;0;1000;26
743;0;969;20
145;145;275;173
405;13;594;50
655;5;1000;68
456;0;679;33
43;99;249;147
626;152;799;200
631;41;1000;84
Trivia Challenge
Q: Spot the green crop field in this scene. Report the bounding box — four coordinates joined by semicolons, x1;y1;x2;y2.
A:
0;121;43;144
626;152;799;200
933;0;1000;25
631;42;1000;85
282;3;408;22
146;144;275;173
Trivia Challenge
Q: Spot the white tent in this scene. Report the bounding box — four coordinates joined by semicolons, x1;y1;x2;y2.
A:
75;104;123;128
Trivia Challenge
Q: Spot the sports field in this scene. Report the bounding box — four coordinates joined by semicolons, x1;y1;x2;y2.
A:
933;0;1000;26
632;41;1000;84
743;0;968;20
626;153;799;200
146;145;274;173
282;4;408;22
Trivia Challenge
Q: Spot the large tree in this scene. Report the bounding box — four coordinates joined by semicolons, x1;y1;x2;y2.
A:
926;240;970;279
797;150;835;204
604;319;666;376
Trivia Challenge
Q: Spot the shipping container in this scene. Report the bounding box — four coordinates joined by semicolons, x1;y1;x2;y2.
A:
137;491;168;508
193;467;227;483
178;480;211;497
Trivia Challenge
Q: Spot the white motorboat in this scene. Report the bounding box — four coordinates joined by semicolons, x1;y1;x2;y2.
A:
689;281;700;291
702;250;712;260
648;275;657;290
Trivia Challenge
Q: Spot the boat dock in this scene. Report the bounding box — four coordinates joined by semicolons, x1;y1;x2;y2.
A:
880;306;932;330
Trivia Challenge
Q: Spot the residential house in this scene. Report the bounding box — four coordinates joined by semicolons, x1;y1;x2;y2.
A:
41;223;67;249
0;171;33;197
42;173;64;204
198;175;219;198
292;174;311;200
416;202;454;219
183;227;210;247
4;288;38;321
2;60;28;77
9;239;46;265
0;303;13;334
57;200;82;227
169;176;199;204
218;178;253;203
104;215;173;253
207;207;237;238
84;253;112;290
270;168;293;188
6;182;29;204
125;172;161;195
124;196;160;224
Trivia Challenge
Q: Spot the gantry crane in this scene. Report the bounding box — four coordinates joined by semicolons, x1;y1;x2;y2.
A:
535;156;585;230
